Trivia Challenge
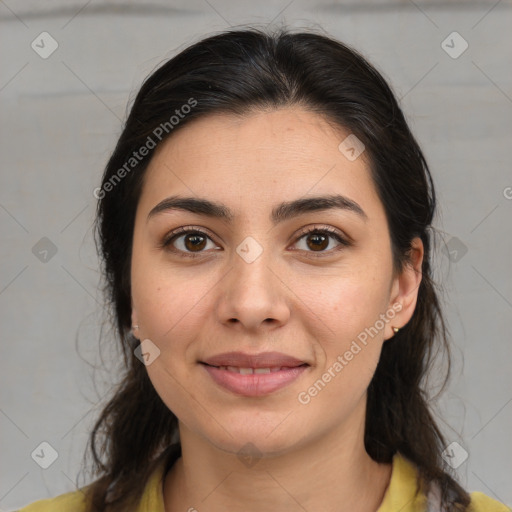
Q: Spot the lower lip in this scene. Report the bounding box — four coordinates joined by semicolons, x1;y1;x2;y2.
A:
201;364;309;397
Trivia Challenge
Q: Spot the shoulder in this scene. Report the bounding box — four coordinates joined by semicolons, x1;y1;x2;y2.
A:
468;491;510;512
389;454;510;512
16;489;88;512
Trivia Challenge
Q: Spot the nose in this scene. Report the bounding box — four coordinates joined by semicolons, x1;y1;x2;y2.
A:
215;244;291;332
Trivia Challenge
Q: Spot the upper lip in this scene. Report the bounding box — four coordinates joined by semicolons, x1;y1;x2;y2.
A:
201;351;309;368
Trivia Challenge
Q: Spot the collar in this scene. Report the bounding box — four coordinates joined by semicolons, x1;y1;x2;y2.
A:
137;448;426;511
377;453;427;511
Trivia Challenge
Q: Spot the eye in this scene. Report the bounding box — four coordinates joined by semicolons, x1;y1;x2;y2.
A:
160;227;219;259
291;225;351;257
160;225;351;259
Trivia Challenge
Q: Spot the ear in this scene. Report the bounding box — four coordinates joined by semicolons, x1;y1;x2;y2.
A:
131;302;140;340
385;237;424;340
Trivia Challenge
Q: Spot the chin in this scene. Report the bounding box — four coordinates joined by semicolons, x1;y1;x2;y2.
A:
211;435;298;460
197;415;308;459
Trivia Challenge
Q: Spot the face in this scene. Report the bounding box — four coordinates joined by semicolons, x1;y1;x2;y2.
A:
130;107;423;457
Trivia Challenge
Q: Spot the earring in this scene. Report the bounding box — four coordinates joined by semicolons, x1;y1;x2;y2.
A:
392;326;400;333
132;324;139;332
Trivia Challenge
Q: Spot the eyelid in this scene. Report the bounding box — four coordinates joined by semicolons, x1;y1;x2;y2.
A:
288;225;352;257
159;225;220;250
160;224;352;258
292;224;352;245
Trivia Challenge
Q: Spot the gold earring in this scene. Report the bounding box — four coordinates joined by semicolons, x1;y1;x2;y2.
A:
392;326;400;333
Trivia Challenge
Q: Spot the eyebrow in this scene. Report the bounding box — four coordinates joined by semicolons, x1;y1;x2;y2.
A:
147;194;368;224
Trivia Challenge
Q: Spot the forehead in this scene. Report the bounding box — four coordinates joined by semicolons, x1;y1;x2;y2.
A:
139;107;383;223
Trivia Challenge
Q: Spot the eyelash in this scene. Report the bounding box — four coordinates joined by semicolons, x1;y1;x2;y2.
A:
160;225;351;259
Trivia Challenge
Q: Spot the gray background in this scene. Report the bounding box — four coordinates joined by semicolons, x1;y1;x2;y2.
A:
1;0;511;510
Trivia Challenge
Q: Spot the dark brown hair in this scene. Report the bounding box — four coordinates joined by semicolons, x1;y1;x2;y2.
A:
82;26;471;511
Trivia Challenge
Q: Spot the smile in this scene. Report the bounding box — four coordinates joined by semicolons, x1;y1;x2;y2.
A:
213;366;296;374
201;363;309;396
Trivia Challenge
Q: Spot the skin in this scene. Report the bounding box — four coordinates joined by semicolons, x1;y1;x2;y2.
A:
130;107;424;512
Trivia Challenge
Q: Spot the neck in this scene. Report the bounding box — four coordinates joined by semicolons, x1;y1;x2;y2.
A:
163;400;392;512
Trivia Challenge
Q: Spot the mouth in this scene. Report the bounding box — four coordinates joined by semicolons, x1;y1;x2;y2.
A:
199;353;310;397
201;363;309;374
200;351;309;369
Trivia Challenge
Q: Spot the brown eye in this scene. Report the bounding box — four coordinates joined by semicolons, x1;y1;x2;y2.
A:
183;233;207;251
305;232;329;251
161;225;350;260
161;227;218;258
293;226;351;256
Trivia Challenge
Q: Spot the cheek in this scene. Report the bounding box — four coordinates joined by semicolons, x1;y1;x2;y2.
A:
145;358;207;438
301;268;390;393
295;279;388;416
131;274;208;423
131;248;210;341
305;266;391;343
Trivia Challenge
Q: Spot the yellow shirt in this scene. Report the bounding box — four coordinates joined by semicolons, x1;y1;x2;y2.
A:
17;452;509;511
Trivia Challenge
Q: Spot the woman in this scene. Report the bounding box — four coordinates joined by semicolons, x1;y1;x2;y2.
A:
19;27;509;512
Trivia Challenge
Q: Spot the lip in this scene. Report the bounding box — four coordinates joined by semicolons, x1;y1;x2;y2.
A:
201;364;309;397
201;351;308;368
200;351;310;397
